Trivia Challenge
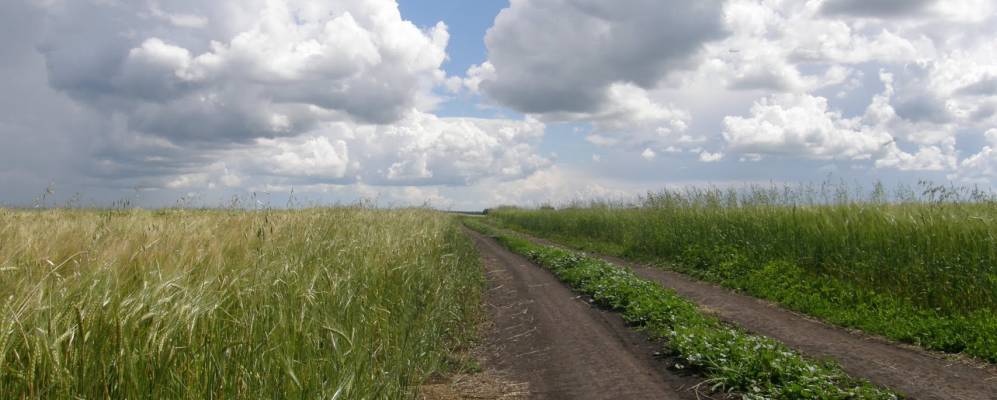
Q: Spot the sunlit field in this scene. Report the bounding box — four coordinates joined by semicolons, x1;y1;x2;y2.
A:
0;208;481;398
487;183;997;362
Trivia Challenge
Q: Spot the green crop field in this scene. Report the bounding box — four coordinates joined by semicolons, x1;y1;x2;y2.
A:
0;208;482;399
486;184;997;363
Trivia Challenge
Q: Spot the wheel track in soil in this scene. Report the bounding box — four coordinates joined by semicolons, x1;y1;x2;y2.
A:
506;227;997;400
466;228;709;400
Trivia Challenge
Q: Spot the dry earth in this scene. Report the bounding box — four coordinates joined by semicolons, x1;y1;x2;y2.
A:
433;229;714;400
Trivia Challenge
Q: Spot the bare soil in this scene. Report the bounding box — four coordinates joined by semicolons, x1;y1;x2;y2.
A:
462;228;711;400
519;233;997;400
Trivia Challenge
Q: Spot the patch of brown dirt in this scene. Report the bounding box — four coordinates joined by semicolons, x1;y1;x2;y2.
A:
461;228;707;400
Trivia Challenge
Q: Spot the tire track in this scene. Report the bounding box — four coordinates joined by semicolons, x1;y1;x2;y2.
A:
466;228;705;400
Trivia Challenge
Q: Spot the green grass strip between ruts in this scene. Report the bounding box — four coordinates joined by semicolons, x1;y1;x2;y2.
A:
464;219;897;400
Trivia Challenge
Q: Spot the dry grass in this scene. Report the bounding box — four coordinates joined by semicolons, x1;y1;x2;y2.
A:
0;207;482;398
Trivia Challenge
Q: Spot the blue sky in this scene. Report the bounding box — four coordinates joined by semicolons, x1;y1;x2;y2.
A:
398;0;513;119
398;0;508;77
1;0;996;209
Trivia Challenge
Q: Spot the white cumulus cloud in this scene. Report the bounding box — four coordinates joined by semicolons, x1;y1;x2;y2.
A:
722;93;893;160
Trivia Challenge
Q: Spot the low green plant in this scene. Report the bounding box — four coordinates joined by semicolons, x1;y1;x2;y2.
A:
464;219;896;399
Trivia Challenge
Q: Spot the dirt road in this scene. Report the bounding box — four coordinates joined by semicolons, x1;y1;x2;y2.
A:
465;229;705;400
517;234;997;400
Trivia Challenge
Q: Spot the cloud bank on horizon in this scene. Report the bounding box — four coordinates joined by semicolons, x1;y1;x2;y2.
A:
1;0;996;208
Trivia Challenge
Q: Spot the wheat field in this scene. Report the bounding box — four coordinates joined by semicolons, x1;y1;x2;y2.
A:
0;207;482;398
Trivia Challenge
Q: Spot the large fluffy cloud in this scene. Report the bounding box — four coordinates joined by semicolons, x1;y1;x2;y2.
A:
722;93;892;160
720;70;959;171
463;0;995;167
578;84;698;152
468;0;726;114
40;0;450;142
465;0;726;157
690;0;995;177
3;0;551;201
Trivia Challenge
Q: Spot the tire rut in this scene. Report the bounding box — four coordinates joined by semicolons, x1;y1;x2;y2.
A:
466;228;706;400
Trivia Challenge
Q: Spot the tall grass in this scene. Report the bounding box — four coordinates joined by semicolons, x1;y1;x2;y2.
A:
488;183;997;361
0;207;482;398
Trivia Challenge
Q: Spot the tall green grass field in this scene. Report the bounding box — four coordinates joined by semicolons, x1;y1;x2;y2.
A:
0;208;482;398
488;184;997;362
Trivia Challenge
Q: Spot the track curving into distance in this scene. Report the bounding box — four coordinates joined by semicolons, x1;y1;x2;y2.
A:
465;228;704;400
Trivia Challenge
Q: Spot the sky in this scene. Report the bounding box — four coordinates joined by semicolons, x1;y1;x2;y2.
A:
1;0;997;209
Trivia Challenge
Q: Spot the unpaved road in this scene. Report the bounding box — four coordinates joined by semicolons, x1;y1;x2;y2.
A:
466;229;705;400
517;233;997;400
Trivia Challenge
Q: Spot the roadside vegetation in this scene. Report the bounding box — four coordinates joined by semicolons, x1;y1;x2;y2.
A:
464;219;896;399
486;182;997;363
0;207;482;398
